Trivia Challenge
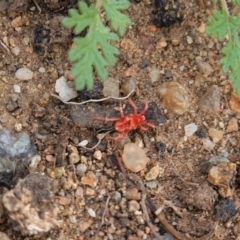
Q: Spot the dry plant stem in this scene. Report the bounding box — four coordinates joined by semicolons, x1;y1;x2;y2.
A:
51;89;135;105
94;195;111;240
141;193;164;240
32;0;42;13
156;196;183;218
76;130;112;150
130;174;164;240
0;40;10;53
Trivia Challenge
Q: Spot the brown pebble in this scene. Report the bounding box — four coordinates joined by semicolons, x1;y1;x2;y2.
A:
58;196;72;205
227;117;238;133
124;188;141;200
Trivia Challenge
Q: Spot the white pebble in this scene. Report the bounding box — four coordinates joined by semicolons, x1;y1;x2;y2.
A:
29;155;41;169
14;123;22;132
149;69;160;83
39;67;46;73
78;140;88;147
184;123;198;137
93;150;102;160
202;138;216;151
187;36;193;44
13;84;21;93
11;46;20;56
55;76;77;101
15;67;33;80
87;208;96;218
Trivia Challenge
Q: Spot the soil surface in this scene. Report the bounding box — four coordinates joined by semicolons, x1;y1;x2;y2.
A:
0;0;240;240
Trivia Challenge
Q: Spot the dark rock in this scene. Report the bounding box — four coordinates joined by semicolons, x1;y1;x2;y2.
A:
215;198;237;223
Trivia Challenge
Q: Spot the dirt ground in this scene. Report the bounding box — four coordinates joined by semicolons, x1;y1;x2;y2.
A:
0;0;240;239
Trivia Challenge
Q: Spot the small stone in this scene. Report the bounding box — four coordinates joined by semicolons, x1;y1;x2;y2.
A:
113;191;122;203
216;199;237;223
29;155;41;169
122;143;150;172
22;37;30;45
15;67;33;80
14;123;22;132
155;142;166;152
195;127;207;138
145;181;158;189
197;62;213;76
79;221;92;233
149;68;161;83
78;140;88;147
59;196;72;205
11;47;20;56
55;76;77;101
184;123;198;137
197;22;205;33
165;70;172;78
67;145;80;165
227;117;238;133
158;82;189;115
102;77;119;98
39;67;46;73
187;36;193;44
145;165;161;181
13;84;21;93
45;155;56;162
85;188;95;196
194;73;207;87
202;138;216;151
11;16;23;28
93;150;102;160
128;200;140;212
87;208;96;218
121;78;136;95
229;92;240;113
208;162;236;197
124;188;141;200
198;85;221;114
156;39;167;49
47;166;65;179
76;163;87;176
75;186;84;198
81;171;98;187
0;232;10;240
208;128;223;142
178;183;218;210
69;215;77;224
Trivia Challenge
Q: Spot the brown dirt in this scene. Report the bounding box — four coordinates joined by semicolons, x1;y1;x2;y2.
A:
0;0;240;239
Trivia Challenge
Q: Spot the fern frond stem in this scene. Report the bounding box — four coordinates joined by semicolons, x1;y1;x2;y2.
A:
220;0;230;16
96;0;102;11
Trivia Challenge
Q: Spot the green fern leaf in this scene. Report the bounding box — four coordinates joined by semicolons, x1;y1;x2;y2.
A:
103;0;131;36
62;2;98;34
62;0;131;90
231;0;240;6
206;9;228;40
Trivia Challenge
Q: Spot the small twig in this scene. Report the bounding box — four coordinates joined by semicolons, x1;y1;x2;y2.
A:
130;174;164;240
0;40;10;53
32;0;42;13
94;195;111;239
141;193;164;240
156;196;183;218
75;130;112;150
51;89;135;105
